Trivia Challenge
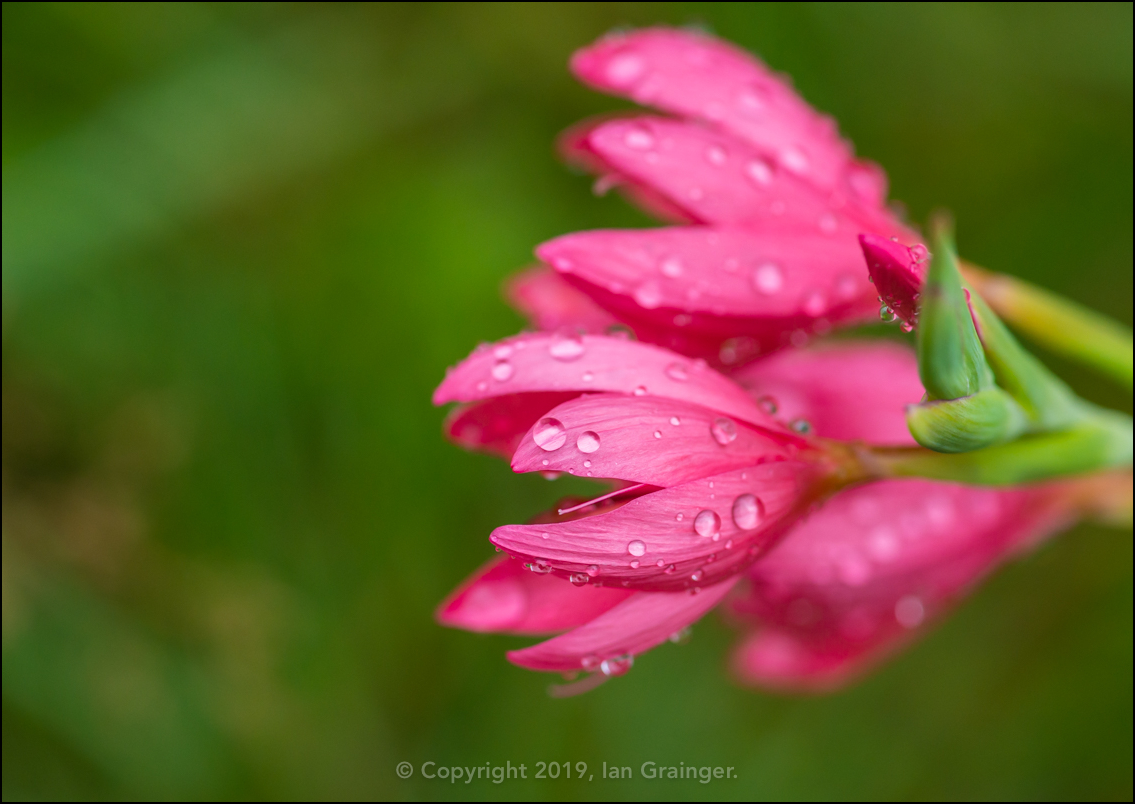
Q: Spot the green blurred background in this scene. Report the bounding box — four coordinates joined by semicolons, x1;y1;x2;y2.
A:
3;2;1131;800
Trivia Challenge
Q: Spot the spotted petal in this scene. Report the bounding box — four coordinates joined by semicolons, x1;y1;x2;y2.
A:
732;341;925;445
434;332;786;434
437;556;633;635
491;462;820;592
511;393;792;486
729;479;1072;690
571;27;864;196
507;576;739;672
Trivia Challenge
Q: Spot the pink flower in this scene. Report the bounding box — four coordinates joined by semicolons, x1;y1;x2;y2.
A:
432;27;1100;690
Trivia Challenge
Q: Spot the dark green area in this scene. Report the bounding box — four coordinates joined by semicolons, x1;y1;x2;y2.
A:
3;3;1131;800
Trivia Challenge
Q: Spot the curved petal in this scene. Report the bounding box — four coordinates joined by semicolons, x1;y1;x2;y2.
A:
570;28;859;195
437;556;633;635
731;341;924;445
491;462;820;592
444;392;578;459
511;393;792;486
507;576;739;672
504;265;619;333
434;332;785;434
859;234;927;326
728;479;1074;691
580;117;908;239
537;226;877;346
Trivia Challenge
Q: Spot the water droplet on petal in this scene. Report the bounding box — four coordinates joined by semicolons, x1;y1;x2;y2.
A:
576;431;601;453
694;509;721;538
581;654;601;670
789;419;812;434
752;262;784;294
664;564;676;574
623;126;655;150
533;418;567;451
582;460;591;468
549;334;585;361
569;572;590;586
706;145;727;165
653;430;662;439
656;559;666;568
880;304;897;323
668;626;693;644
600;654;633;676
629;560;640;569
690;570;704;582
659;256;683;278
909;244;930;264
756;395;778;414
493;344;514;359
586;564;600;577
732;494;765;530
627;540;646;557
711;417;738;445
901;321;915;333
491;361;514;381
675;513;684;522
606;53;645;86
633;385;648;396
745;159;774;186
802;291;827;317
582;371;594;382
669;416;681;426
895;595;925;628
780;147;810;174
634;280;663;309
665;362;689;382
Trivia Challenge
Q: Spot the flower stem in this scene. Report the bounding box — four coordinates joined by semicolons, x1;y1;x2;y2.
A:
961;263;1133;391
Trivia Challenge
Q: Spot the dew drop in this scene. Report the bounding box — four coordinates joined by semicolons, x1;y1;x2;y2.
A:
623;127;655;150
694;509;722;538
582;371;594;382
653;430;662;439
909;244;930;264
690;570;704;582
634;280;663;309
627;540;646;557
581;654;601;671
633;385;648;396
669;416;681;426
606;53;645;86
533;418;567;451
491;361;514;381
659;256;684;278
901;321;915;333
756;395;778;415
549;334;585;361
732;493;765;530
711;417;738;445
780;147;810;174
880;304;897;323
629;560;640;569
665;362;690;382
895;595;925;628
663;564;676;574
600;654;633;677
586;564;600;577
745;159;774;186
752;262;784;294
669;626;693;644
675;513;684;522
802;290;827;317
789;419;812;434
576;431;601;453
656;559;666;568
569;573;590;587
582;460;591;468
493;344;514;359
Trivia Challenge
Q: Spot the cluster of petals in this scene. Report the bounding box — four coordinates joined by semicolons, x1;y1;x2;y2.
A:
434;27;1086;690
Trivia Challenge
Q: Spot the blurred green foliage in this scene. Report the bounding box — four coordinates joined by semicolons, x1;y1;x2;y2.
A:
2;3;1131;800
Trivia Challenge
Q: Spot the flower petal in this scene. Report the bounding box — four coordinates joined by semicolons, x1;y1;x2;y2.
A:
504;265;619;333
732;341;924;445
491;462;820;592
729;479;1074;690
507;576;739;672
433;332;783;432
859;234;927;326
437;556;633;635
570;28;858;194
511;393;792;486
538;225;877;351
444;392;578;459
579;117;908;241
